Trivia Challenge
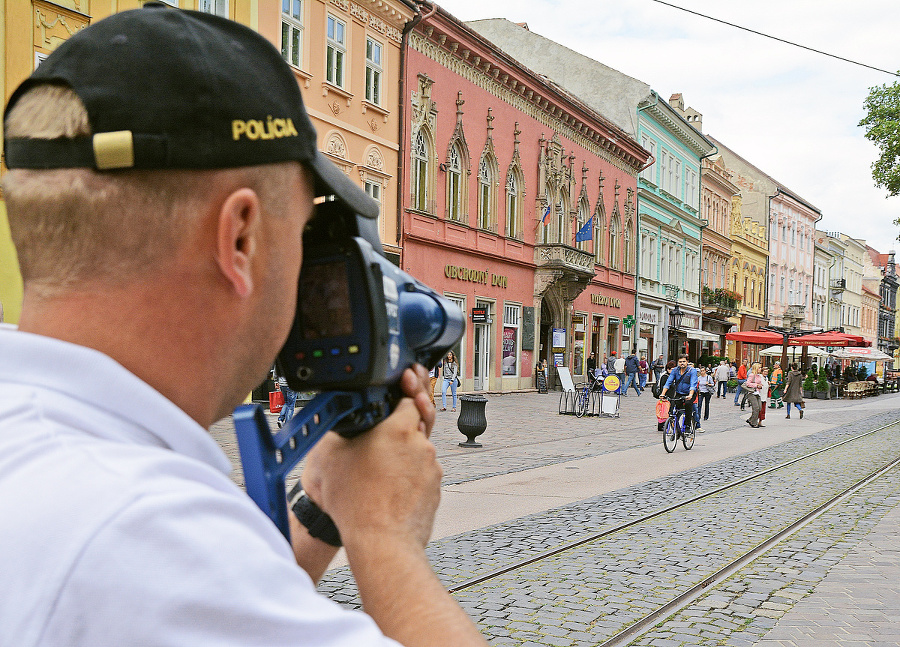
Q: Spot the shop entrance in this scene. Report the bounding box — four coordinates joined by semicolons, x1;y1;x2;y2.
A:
473;301;492;391
592;315;603;359
607;318;620;358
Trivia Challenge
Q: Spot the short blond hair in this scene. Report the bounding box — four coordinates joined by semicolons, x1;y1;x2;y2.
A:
3;84;295;295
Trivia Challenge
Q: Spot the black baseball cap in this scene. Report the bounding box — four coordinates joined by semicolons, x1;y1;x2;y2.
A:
3;3;377;219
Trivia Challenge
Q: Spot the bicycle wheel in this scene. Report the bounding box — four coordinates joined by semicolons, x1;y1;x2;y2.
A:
682;416;695;450
663;416;678;452
575;391;588;418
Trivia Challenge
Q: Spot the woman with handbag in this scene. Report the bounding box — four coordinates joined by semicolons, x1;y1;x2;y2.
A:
743;362;768;428
441;351;460;412
783;362;805;419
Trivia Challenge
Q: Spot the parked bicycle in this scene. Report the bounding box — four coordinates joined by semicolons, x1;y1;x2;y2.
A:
574;372;604;418
660;395;695;452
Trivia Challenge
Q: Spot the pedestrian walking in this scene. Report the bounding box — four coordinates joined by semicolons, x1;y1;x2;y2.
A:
770;361;784;408
783;362;805;419
652;354;665;382
743;362;768;427
613;353;626;394
695;367;714;431
606;352;617;377
275;365;297;429
586;352;597;381
714;360;730;398
429;360;442;407
734;359;749;408
441;351;460;411
639;354;650;390
623;351;642;396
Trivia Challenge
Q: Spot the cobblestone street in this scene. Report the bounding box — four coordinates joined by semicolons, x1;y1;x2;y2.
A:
210;388;900;645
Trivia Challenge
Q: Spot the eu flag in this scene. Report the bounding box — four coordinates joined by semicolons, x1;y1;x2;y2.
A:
575;215;594;242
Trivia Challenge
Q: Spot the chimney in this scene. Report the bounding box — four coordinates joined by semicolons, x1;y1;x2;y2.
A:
668;92;703;132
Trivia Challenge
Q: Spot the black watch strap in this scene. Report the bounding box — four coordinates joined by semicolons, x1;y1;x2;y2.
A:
288;482;342;547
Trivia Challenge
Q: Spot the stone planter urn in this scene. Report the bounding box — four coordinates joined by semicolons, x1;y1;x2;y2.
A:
457;394;488;448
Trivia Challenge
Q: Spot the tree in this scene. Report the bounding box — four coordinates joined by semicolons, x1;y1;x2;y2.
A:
860;79;900;239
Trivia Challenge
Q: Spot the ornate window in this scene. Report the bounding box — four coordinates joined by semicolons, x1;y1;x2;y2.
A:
505;166;523;239
609;215;620;269
624;218;634;273
477;154;497;231
411;129;431;213
365;38;383;105
574;198;588;252
447;144;463;221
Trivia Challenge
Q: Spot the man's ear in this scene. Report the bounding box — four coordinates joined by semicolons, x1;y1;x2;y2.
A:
216;187;261;298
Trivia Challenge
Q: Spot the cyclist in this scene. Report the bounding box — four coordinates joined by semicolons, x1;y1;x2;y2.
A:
659;354;698;433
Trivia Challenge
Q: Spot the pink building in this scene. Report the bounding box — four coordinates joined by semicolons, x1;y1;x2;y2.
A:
401;7;649;391
768;190;822;328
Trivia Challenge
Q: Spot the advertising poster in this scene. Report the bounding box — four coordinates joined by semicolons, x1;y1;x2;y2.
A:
502;327;517;376
552;328;566;348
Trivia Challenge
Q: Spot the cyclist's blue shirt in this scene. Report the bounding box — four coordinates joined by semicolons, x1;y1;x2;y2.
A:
664;367;698;395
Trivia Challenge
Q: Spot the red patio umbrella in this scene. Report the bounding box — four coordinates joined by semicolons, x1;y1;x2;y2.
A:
724;330;784;345
789;332;871;347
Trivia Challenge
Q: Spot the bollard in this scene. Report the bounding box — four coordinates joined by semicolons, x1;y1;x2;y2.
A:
457;394;488;448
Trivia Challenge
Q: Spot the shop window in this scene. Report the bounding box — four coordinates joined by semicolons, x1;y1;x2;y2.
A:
200;0;228;16
502;304;521;377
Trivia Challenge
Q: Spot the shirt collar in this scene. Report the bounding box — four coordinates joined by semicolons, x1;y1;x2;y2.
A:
0;328;232;475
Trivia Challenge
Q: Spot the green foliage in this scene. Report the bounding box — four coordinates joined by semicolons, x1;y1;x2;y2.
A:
803;371;815;391
699;354;728;368
857;365;869;380
860;78;900;238
843;365;859;382
816;370;829;391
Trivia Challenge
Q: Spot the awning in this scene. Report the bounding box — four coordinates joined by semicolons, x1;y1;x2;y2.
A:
791;332;871;347
685;328;720;342
829;347;893;361
759;345;829;358
725;330;784;345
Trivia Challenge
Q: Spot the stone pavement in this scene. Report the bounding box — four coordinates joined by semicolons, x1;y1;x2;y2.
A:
753;501;900;647
209;387;900;645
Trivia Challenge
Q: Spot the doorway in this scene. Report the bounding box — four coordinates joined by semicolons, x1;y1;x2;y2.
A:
473;300;492;391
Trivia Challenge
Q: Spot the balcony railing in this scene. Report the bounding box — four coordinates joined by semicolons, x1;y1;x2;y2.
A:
702;286;742;312
534;244;595;275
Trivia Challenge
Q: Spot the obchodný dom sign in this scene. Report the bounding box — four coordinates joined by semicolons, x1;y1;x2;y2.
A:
445;265;508;288
591;293;621;308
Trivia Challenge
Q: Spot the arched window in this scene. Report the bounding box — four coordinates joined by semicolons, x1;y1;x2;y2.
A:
575;198;590;252
594;210;604;264
411;129;430;212
555;189;568;244
624;218;633;272
477;155;497;231
609;215;620;269
505;166;523;239
446;144;462;221
541;185;554;244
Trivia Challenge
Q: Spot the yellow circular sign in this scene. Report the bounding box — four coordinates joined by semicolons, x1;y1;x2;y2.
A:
603;375;620;392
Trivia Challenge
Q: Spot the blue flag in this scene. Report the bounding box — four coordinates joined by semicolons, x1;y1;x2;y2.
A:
541;204;552;225
575;215;594;242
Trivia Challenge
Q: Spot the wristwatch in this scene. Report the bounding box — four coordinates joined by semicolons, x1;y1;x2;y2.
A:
287;482;342;547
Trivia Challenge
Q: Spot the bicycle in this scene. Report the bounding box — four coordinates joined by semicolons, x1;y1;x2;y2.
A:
660;395;695;452
574;373;603;418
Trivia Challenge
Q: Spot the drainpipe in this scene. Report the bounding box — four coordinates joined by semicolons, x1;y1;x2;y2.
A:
396;1;437;266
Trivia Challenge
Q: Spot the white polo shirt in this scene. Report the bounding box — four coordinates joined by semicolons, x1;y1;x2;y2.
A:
0;328;398;646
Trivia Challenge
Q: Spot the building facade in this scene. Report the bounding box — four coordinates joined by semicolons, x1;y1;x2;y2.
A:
635;94;715;361
725;196;768;363
865;247;898;358
767;190;821;328
401;8;648;391
698;154;739;355
839;234;867;337
861;282;880;346
815;231;849;329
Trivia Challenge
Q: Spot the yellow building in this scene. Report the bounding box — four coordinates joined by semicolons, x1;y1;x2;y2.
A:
0;0;416;324
725;194;769;363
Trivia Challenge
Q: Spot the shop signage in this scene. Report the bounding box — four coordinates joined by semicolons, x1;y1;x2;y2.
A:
639;309;658;325
680;314;699;329
502;327;517;375
591;293;622;308
445;265;508;288
471;307;488;323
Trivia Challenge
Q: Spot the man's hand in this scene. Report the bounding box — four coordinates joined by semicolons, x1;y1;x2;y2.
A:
300;365;441;550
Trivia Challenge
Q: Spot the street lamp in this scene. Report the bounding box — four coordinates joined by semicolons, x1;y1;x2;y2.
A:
669;303;683;358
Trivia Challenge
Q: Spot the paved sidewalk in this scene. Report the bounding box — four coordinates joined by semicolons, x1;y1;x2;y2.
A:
754;501;900;647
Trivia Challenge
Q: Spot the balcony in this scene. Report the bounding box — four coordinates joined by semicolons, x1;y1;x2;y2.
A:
534;244;595;278
830;278;846;292
702;286;741;318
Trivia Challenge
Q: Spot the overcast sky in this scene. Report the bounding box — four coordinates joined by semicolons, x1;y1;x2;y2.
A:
435;0;900;252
